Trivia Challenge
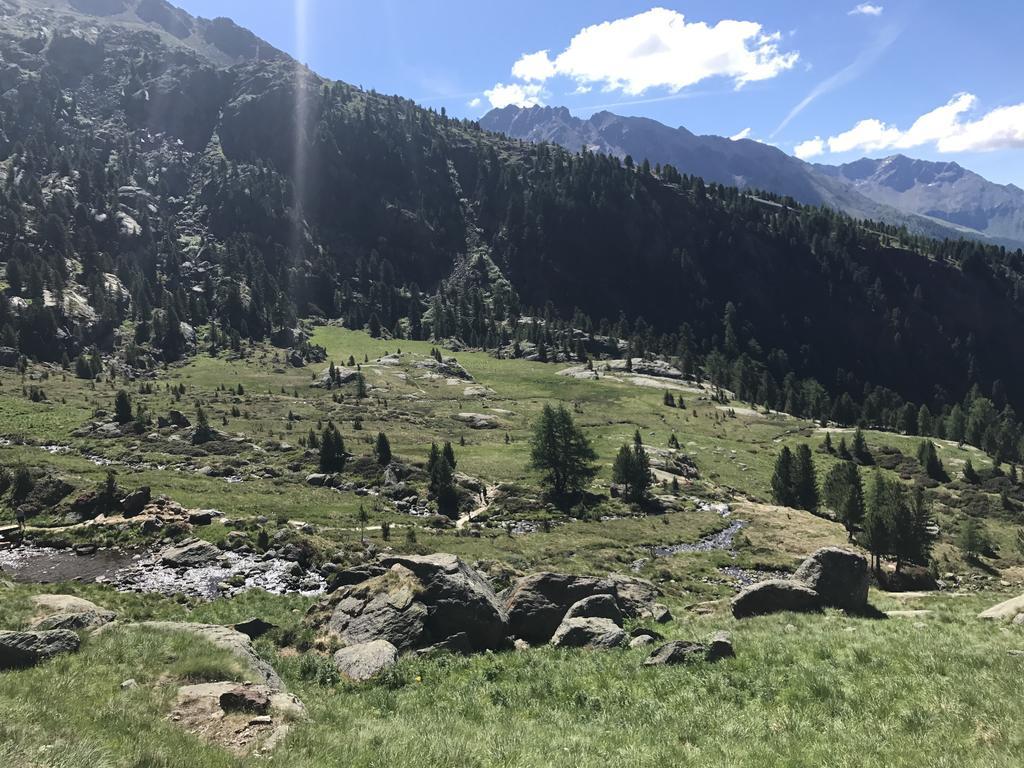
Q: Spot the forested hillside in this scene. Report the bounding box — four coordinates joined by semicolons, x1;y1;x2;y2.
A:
2;0;1024;460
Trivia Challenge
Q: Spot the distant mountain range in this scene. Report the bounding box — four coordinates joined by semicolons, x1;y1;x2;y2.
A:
481;106;1024;249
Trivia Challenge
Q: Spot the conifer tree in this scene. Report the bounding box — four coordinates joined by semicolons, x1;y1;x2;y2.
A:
793;444;819;513
374;432;392;465
113;389;133;424
823;461;864;539
770;446;797;507
529;403;598;505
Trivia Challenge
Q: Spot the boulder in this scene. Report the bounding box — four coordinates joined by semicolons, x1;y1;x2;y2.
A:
307;553;508;652
333;639;399;682
607;574;661;617
1013;613;1024;626
504;572;617;643
978;593;1024;621
643;637;734;666
413;632;473;657
0;630;80;669
563;594;623;625
549;617;625;649
219;686;271;714
629;634;656;648
120;487;151;517
161;538;222;568
707;630;735;661
30;595;116;631
794;547;869;612
731;579;822;619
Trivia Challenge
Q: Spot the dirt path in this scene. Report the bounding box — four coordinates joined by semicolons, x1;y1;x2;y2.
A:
458;485;499;529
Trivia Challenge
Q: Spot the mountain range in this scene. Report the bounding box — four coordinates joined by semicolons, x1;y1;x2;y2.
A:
1;0;1024;423
481;106;1024;249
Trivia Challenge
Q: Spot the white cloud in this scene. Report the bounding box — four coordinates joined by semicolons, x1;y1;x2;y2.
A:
794;137;825;159
484;82;546;109
730;127;752;141
512;50;557;82
849;4;884;16
467;97;482;108
798;93;1024;157
493;7;796;104
571;84;592;95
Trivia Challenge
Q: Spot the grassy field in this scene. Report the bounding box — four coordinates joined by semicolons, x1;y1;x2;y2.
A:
1;578;1022;768
1;326;1023;766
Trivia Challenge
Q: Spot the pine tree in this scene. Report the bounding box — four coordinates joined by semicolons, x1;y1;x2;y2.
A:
962;459;979;484
442;441;457;471
429;451;458;517
852;427;872;464
319;422;346;472
374;432;392;465
917;439;946;481
821;431;834;454
837;437;852;460
862;472;893;571
612;438;651;503
770;446;797;507
357;504;369;543
792;444;819;513
958;516;987;562
529;403;598;505
113;389;133;424
822;461;864;539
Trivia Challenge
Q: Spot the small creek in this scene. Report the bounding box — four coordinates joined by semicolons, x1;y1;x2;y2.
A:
0;545;325;600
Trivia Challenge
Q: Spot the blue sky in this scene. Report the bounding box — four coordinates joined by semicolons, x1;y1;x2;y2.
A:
174;1;1024;187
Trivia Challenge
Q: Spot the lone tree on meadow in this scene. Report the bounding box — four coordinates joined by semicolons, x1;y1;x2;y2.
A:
613;430;652;503
529;404;597;506
374;432;392;466
113;390;133;424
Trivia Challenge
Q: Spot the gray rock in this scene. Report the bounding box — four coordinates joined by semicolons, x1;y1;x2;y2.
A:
607;574;661;617
0;630;80;669
794;547;869;612
308;553;508;652
1013;613;1024;626
649;603;673;623
978;593;1024;621
220;686;271;714
564;594;623;625
504;572;617;643
33;609;116;631
707;630;735;661
120;487;151;517
731;579;822;619
629;634;656;648
333;639;399;681
644;640;706;666
160;538;222;568
550;617;625;649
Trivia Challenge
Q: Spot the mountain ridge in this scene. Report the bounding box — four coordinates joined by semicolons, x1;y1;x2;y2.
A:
481;105;1024;249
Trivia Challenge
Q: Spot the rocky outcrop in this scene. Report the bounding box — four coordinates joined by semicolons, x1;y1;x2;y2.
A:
0;630;80;669
161;538;222;568
333;639;399;681
794;547;869;612
307;554;508;653
549;617;625;649
978;593;1024;621
503;572;617;643
731;579;822;619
